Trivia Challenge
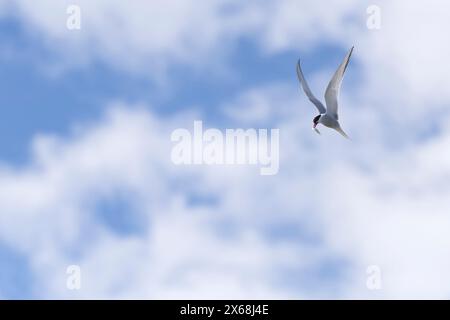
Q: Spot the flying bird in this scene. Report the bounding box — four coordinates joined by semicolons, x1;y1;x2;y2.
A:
296;46;354;139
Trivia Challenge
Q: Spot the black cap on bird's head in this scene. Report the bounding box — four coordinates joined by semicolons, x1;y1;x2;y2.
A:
312;115;321;128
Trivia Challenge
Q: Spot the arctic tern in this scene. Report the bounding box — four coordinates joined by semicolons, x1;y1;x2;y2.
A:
296;46;353;138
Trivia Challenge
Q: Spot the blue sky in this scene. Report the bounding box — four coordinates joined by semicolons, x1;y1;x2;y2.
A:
1;0;450;299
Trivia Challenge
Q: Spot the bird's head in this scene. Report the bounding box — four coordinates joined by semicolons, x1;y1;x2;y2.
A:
312;115;321;128
312;115;321;135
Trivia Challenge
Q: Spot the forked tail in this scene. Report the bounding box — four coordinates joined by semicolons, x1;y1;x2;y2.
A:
335;126;350;140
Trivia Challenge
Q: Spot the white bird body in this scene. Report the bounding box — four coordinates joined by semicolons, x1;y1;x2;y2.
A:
296;46;353;139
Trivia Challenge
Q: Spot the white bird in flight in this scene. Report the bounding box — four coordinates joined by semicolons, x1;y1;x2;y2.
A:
296;46;354;139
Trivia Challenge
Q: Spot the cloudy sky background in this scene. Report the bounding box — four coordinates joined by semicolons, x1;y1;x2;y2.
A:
1;0;450;299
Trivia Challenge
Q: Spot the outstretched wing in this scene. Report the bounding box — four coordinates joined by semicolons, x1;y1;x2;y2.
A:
324;46;354;119
296;60;326;114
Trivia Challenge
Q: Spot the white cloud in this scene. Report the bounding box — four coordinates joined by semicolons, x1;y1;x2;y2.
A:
0;103;338;298
256;0;362;53
319;124;450;298
1;0;261;76
5;0;449;109
0;90;449;298
0;0;364;77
